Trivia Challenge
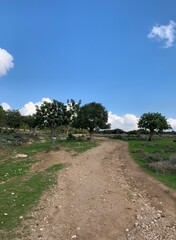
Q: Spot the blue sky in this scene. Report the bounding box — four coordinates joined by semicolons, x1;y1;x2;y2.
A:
1;0;176;130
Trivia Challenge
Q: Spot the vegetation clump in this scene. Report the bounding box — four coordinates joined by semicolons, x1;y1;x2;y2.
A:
73;102;110;139
149;155;176;173
138;112;171;141
143;152;164;163
128;138;176;189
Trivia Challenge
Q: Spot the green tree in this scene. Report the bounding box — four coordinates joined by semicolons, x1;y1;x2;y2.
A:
65;99;81;136
5;110;22;129
35;100;67;146
73;102;110;139
0;106;6;128
21;115;39;135
138;112;171;141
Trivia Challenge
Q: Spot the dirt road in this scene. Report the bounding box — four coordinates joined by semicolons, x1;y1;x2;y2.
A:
26;140;176;240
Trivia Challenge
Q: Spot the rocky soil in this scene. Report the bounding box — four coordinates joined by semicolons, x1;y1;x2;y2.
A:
23;140;176;240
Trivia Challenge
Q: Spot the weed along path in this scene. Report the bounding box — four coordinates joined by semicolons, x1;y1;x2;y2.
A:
26;140;176;240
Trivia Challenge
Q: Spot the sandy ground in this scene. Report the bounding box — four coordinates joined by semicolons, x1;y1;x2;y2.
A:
24;139;176;240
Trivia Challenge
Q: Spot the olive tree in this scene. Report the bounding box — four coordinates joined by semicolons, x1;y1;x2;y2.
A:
35;100;67;146
73;102;110;139
65;99;81;135
21;115;39;135
138;112;171;141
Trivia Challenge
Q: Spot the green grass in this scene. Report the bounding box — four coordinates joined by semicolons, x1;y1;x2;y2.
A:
128;138;176;190
0;135;98;239
0;170;60;239
46;163;68;172
0;158;38;182
57;139;98;153
0;139;52;182
15;139;51;156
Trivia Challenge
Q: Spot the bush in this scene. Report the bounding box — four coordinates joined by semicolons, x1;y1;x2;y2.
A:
110;135;123;140
149;155;176;173
143;152;164;163
163;145;176;153
168;155;176;165
0;130;38;146
67;133;76;140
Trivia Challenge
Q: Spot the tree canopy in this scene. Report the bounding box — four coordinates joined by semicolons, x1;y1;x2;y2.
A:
35;100;67;146
0;106;6;128
73;102;110;138
5;110;22;129
138;112;171;141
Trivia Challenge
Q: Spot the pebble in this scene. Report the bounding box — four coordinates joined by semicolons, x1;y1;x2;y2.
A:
134;222;139;227
14;154;28;158
71;235;77;239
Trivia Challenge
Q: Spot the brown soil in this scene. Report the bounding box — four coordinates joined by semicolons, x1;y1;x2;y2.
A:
24;140;176;240
31;150;74;172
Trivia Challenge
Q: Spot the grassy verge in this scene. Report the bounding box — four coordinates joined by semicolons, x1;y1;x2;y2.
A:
128;138;176;190
56;139;98;153
0;136;97;239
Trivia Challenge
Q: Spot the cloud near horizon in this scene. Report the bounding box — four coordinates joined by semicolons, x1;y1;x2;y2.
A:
1;102;11;111
167;118;176;132
0;48;14;77
1;98;52;115
108;112;139;131
20;98;52;116
148;20;176;48
108;112;176;132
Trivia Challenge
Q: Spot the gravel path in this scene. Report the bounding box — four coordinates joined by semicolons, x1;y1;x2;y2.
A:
25;140;176;240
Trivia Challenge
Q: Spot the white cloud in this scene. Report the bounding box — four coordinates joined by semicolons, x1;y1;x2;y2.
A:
148;20;176;48
20;97;52;116
108;112;176;132
108;112;139;131
167;118;176;131
1;102;11;111
0;48;14;77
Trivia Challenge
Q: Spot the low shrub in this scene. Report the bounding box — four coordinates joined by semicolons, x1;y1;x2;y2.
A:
143;152;164;163
131;149;144;154
163;145;176;153
67;133;76;140
110;135;123;140
168;155;176;165
149;155;176;173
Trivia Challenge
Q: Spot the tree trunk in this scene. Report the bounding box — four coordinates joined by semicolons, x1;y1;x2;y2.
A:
148;131;154;141
30;126;38;136
50;127;55;148
89;129;93;141
66;125;71;137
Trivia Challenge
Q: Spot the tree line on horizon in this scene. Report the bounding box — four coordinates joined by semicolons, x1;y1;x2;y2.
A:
0;100;110;146
0;99;172;144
